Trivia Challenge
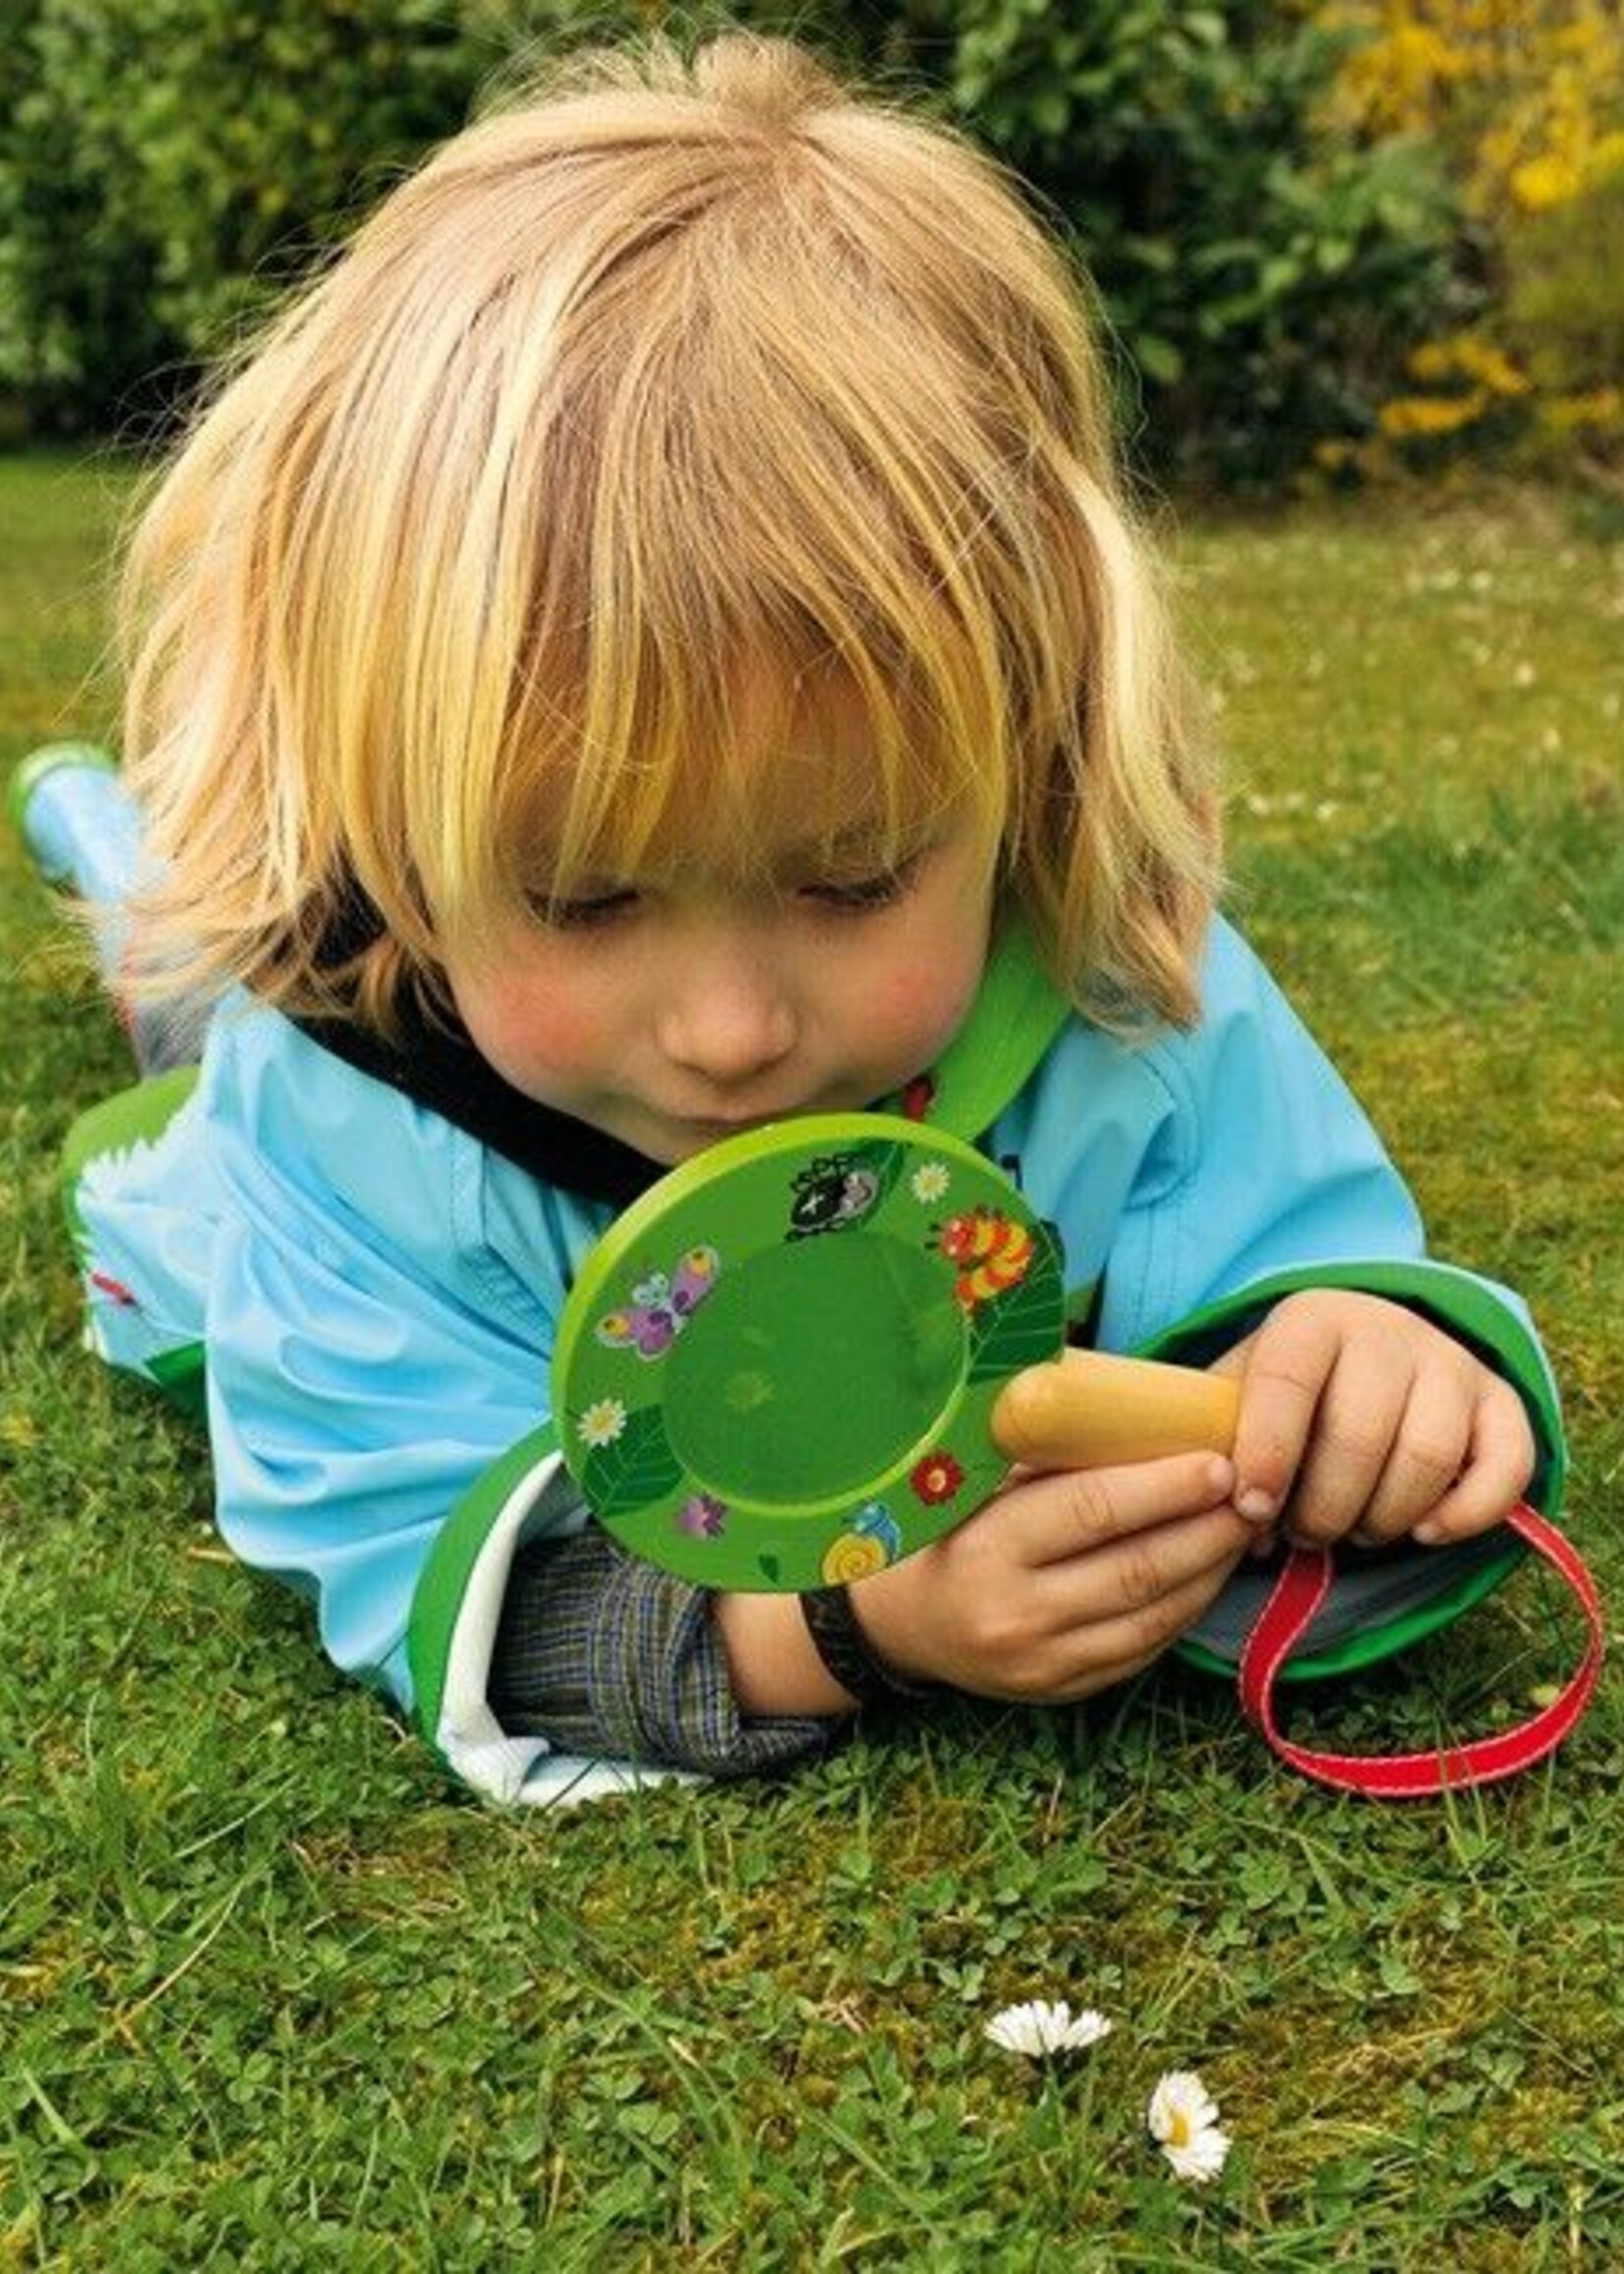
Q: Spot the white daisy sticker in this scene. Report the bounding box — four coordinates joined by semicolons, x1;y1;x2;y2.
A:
577;1397;628;1449
1147;2069;1232;2185
910;1160;951;1204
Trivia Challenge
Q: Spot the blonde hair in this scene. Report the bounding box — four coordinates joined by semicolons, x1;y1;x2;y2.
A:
119;29;1220;1033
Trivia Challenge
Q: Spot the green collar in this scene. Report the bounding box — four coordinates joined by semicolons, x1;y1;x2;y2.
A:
879;912;1070;1141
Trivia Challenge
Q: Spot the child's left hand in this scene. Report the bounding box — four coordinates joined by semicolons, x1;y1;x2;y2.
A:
1211;1289;1536;1550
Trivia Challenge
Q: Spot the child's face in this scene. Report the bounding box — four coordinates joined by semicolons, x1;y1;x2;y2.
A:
442;692;999;1166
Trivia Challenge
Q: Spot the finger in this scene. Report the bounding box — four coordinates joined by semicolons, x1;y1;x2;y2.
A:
1043;1548;1248;1703
1210;1337;1282;1556
1348;1364;1477;1545
1411;1384;1537;1545
1228;1302;1343;1524
1284;1343;1417;1545
1039;1502;1254;1630
1008;1451;1238;1568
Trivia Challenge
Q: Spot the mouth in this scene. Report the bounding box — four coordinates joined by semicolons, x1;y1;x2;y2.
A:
663;1099;837;1147
655;1089;863;1148
671;1112;784;1137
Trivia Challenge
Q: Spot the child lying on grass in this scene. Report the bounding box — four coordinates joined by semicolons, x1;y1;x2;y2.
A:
16;30;1559;1803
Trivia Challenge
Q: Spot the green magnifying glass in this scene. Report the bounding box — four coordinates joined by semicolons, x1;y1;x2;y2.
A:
551;1113;1068;1590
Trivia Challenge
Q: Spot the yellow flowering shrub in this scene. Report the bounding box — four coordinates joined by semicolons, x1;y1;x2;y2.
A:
1539;389;1622;435
1324;2;1624;218
1313;1;1624;477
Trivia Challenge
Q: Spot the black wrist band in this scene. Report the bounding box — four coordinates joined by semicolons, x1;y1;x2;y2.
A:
799;1584;935;1707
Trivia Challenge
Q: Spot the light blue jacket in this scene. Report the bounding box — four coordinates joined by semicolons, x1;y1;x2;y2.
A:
68;914;1563;1803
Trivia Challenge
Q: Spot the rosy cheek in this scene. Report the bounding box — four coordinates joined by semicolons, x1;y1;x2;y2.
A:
454;969;606;1085
865;944;980;1059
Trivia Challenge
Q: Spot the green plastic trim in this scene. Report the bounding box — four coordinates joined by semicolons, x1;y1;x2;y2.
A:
1138;1257;1566;1683
883;912;1069;1139
145;1341;208;1425
406;1422;560;1742
60;1067;201;1256
60;1068;210;1424
9;740;118;853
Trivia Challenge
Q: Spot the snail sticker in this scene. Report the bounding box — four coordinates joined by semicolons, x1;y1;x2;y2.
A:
551;1112;1067;1591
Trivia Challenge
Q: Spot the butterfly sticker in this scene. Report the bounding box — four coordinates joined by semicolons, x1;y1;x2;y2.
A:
596;1246;721;1360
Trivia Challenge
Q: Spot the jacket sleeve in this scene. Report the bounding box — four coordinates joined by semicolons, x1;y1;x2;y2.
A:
199;1015;578;1717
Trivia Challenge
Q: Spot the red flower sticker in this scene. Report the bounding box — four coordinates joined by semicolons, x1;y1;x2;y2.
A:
910;1450;965;1505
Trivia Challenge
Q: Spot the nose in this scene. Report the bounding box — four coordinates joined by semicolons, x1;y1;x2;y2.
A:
655;919;798;1092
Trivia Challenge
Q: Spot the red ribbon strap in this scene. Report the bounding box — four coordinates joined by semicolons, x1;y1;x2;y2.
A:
1239;1505;1605;1797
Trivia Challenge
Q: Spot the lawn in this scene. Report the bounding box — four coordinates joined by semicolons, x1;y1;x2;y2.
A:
3;450;1621;2267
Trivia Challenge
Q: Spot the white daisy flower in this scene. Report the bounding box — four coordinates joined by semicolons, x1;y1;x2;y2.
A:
577;1397;628;1449
1147;2070;1231;2185
910;1160;951;1204
984;2001;1112;2058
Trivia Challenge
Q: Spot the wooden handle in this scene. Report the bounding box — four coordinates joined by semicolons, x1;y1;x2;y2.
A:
990;1348;1241;1469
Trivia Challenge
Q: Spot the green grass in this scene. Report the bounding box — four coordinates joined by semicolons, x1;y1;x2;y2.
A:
3;453;1622;2269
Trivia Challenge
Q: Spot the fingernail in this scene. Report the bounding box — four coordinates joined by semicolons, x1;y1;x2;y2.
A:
1412;1520;1443;1545
1237;1487;1275;1523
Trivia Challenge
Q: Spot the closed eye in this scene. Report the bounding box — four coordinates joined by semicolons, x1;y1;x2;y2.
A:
799;852;925;912
527;845;930;926
530;888;641;931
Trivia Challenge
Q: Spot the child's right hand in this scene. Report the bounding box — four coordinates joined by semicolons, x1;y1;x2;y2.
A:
849;1452;1250;1702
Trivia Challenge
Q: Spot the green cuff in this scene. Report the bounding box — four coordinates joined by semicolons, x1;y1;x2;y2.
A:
405;1423;705;1805
406;1422;559;1752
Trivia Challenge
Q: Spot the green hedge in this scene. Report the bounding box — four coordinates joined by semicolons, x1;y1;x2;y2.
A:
0;0;480;437
0;0;1461;488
